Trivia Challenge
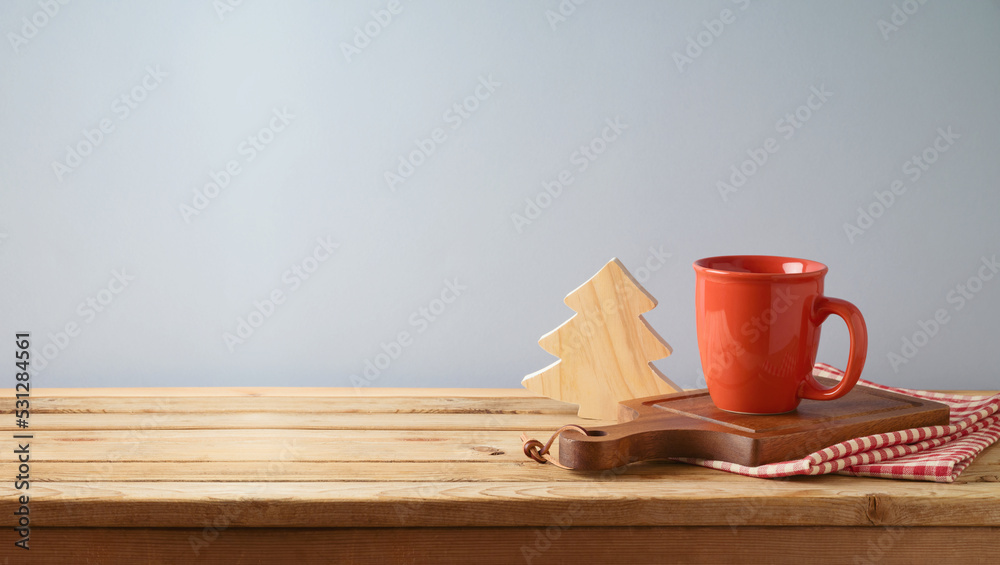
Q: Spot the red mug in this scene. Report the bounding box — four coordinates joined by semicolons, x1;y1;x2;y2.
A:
693;255;867;414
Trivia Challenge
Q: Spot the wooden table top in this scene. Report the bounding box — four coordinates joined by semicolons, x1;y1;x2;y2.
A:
2;387;999;563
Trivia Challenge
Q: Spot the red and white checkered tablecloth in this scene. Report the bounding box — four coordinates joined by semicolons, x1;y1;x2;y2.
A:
674;363;1000;482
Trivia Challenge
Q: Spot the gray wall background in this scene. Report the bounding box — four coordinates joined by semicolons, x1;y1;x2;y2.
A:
2;0;998;391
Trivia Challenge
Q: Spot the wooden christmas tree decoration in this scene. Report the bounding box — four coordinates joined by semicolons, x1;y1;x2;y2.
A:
522;258;681;419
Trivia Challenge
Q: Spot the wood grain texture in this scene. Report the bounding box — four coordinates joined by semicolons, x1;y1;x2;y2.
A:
11;526;1000;565
0;387;544;398
0;386;996;564
10;477;1000;528
522;258;681;419
559;377;950;469
0;395;577;414
0;411;597;431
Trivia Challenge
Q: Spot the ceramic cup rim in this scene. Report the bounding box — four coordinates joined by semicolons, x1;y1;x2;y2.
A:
693;255;829;280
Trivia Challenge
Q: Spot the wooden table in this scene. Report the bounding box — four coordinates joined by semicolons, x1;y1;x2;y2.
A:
3;387;999;564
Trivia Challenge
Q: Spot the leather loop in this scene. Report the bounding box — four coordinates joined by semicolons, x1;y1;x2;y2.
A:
520;425;589;470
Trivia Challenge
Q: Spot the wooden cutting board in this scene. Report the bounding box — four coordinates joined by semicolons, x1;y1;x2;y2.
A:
558;378;950;470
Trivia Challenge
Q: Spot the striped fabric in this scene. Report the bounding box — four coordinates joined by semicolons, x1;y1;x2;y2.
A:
674;363;1000;482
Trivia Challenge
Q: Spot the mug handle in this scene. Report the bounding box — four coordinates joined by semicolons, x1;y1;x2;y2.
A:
799;296;868;401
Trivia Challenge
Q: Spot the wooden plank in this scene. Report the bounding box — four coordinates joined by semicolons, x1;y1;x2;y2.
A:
5;478;999;528
20;454;1000;484
0;395;579;414
0;387;547;398
2;429;570;463
14;526;1000;565
24;460;610;482
0;411;607;431
20;460;806;483
26;450;1000;483
16;437;997;479
7;426;998;475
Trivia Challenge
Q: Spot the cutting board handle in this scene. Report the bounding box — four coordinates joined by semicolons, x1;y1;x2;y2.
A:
557;419;721;471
